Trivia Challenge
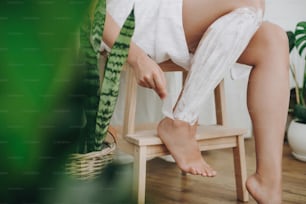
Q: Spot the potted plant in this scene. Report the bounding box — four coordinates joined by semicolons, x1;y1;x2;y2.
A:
66;0;135;179
287;21;306;162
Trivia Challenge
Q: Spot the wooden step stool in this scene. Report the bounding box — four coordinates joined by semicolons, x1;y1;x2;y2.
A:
117;61;249;204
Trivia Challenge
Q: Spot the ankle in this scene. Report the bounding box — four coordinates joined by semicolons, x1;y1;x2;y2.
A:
255;170;282;185
251;172;282;193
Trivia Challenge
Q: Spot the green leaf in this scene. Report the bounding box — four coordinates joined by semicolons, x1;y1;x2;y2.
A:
78;0;105;152
94;9;135;150
90;0;106;52
294;104;306;123
287;31;295;53
295;21;306;58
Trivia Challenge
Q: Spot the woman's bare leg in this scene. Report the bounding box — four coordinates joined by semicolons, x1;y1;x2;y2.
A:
237;22;289;203
158;0;263;177
159;0;289;202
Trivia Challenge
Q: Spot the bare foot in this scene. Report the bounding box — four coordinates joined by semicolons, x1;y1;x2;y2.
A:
157;117;217;177
246;173;282;204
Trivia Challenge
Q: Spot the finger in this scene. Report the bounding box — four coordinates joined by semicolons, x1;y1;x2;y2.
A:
138;80;152;89
159;68;167;86
146;77;156;90
153;73;167;99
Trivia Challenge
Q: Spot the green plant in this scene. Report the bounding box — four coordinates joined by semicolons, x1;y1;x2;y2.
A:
287;21;306;123
0;1;135;201
0;1;92;202
78;0;135;153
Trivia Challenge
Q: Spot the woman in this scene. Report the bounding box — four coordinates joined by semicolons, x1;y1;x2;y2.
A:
102;0;289;203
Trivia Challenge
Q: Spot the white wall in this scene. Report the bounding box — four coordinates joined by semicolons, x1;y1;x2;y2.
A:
265;0;306;31
111;0;306;137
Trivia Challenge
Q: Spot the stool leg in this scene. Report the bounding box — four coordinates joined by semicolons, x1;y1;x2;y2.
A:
233;135;249;202
133;146;147;204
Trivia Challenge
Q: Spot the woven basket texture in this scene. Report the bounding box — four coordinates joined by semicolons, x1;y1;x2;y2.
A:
66;127;117;180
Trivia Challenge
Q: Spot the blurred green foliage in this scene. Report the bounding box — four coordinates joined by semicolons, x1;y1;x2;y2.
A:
0;0;94;202
0;1;137;203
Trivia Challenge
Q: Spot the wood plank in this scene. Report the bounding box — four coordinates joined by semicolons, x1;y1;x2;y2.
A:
122;67;137;136
144;138;306;204
124;125;247;146
133;146;147;204
197;137;237;151
233;135;249;202
214;80;228;126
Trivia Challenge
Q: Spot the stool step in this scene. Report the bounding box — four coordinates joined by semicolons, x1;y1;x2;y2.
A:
125;124;247;146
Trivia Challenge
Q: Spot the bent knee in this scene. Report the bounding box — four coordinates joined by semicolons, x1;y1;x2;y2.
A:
257;22;289;57
239;22;289;67
256;22;290;72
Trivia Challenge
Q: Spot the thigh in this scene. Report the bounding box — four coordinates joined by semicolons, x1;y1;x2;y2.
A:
182;0;263;52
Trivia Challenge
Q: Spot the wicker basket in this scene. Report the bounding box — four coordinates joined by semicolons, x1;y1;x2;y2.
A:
66;126;117;180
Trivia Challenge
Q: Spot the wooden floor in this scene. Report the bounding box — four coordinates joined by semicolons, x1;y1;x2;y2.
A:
140;138;306;204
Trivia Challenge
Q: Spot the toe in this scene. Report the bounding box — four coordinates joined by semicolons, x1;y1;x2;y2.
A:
190;167;197;175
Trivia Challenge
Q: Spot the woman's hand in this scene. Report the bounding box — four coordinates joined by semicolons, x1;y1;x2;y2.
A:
130;53;167;99
102;12;167;99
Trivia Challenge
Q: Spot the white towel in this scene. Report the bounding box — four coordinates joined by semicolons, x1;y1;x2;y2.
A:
103;0;190;69
102;0;258;80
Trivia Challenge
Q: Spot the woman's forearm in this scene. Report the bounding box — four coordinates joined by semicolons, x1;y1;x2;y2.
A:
102;12;147;68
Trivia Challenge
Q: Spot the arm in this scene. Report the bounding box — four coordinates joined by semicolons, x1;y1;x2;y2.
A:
102;12;167;99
